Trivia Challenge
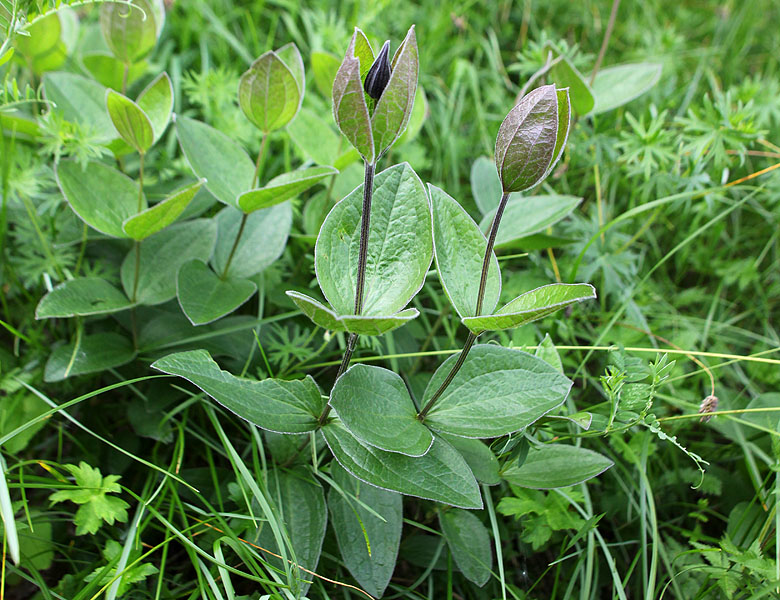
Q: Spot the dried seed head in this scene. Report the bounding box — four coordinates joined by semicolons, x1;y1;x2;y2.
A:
364;40;391;100
699;394;718;423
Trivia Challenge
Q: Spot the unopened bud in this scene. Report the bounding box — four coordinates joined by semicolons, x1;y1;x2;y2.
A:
364;41;391;100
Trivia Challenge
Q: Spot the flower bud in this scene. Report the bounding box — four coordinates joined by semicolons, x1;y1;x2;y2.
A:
364;41;391;100
495;84;571;193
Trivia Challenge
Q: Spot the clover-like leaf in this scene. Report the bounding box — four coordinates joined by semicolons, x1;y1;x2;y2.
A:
239;50;301;133
49;462;129;535
495;85;562;193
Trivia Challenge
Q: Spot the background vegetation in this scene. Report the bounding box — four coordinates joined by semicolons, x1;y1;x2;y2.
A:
2;0;780;598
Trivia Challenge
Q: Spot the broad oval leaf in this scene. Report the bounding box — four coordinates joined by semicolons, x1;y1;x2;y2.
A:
42;72;115;143
238;51;301;133
330;364;433;456
121;219;217;305
211;203;291;279
122;180;203;240
328;463;402;599
176;260;257;325
152;349;325;433
99;0;161;63
501;443;614;489
106;89;154;153
422;345;572;438
591;62;662;115
339;309;419;336
439;509;493;587
175;115;254;208
544;43;595;115
36;278;133;319
470;156;505;215
256;468;327;599
82;52;146;91
285;291;345;331
332;30;374;162
285;292;418;335
315;162;431;316
136;72;173;142
275;43;305;102
323;419;482;509
311;51;341;97
237;166;338;213
371;25;418;158
440;434;500;486
479;194;583;248
44;332;135;382
462;283;596;333
495;84;559;193
56;160;144;238
429;184;501;319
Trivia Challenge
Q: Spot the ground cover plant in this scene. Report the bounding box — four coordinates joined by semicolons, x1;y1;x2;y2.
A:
1;0;780;598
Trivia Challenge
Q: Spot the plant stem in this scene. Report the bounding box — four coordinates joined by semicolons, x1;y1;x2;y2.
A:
251;133;268;188
590;0;621;85
137;152;145;212
219;139;268;281
318;160;376;425
122;62;129;95
219;213;248;280
353;161;376;315
418;192;510;421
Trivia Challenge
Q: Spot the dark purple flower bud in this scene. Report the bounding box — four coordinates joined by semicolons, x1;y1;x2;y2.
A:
363;40;391;100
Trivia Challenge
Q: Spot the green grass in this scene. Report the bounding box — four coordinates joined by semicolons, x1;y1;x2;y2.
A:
2;0;780;598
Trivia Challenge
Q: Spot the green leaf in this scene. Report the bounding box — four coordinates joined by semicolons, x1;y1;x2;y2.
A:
462;283;596;333
36;278;133;319
122;180;203;240
211;203;291;279
371;26;418;158
285;291;345;331
275;42;305;101
439;509;493;587
316;163;431;316
591;63;663;114
501;444;614;489
440;434;500;485
238;50;301;133
256;469;327;598
106;89;154;153
285;292;418;335
287;108;344;167
85;540;158;597
470;156;504;215
42;72;115;143
535;333;563;372
56;160;143;238
99;0;161;63
175;115;254;208
311;51;341;98
152;350;325;433
332;30;374;162
322;419;482;509
330;364;433;456
237;166;338;213
479;194;583;248
338;309;419;335
544;87;572;180
495;84;560;193
328;463;402;599
14;13;60;59
395;85;428;146
44;333;136;382
176;260;257;325
422;345;572;438
49;462;129;535
121;219;217;305
136;72;173;142
82;53;146;90
544;43;595;115
429;184;501;319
